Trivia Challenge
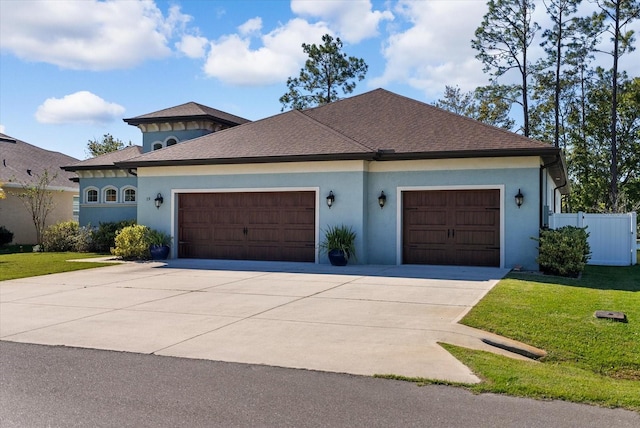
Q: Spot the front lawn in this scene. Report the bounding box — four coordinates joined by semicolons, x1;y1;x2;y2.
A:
0;252;116;281
454;265;640;410
379;264;640;411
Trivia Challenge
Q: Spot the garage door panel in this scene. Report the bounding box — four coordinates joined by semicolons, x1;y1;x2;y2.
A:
406;229;447;245
456;211;498;226
405;210;447;226
455;230;497;246
403;190;500;267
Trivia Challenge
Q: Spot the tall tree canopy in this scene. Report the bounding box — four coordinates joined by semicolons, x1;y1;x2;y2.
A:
86;134;129;158
279;34;368;111
435;84;515;130
472;0;540;137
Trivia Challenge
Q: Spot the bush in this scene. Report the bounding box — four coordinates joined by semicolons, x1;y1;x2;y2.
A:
0;226;14;246
534;226;591;277
42;221;92;252
91;220;136;253
111;225;150;260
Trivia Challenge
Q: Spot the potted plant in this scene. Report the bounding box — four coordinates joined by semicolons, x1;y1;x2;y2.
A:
148;229;172;260
319;224;356;266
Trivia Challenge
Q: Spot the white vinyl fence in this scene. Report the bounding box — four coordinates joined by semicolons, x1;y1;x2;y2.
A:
548;211;637;266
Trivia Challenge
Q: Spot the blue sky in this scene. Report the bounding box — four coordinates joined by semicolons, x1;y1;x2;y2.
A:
1;0;638;160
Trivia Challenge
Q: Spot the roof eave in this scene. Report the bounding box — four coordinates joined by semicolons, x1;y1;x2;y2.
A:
123;115;245;128
115;153;374;169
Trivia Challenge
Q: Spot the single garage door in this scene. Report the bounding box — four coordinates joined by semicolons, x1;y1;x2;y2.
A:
403;189;500;267
178;191;316;262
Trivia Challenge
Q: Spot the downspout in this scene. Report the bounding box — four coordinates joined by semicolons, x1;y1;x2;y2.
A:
540;157;562;229
127;168;137;176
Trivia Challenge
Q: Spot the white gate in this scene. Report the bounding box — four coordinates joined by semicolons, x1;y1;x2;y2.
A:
548;212;637;266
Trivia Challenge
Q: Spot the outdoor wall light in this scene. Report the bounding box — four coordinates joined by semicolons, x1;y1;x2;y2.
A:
515;189;524;208
326;191;335;208
378;191;387;209
154;193;164;209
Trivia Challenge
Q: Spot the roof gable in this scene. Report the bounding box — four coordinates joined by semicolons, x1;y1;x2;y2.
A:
301;89;552;154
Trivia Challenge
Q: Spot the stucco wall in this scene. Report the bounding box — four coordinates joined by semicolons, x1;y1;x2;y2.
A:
78;176;138;227
135;157;544;269
143;130;211;153
0;187;77;244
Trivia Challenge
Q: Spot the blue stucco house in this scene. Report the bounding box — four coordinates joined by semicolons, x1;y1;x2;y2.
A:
64;89;568;270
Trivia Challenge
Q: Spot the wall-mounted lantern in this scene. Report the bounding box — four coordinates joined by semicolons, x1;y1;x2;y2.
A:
154;193;164;209
515;189;524;208
378;191;386;209
326;191;335;208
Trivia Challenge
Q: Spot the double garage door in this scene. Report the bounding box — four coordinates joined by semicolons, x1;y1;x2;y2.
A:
177;189;500;267
178;191;316;262
403;189;501;267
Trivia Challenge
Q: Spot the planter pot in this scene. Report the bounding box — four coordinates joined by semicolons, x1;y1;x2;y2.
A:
149;245;170;260
328;249;349;266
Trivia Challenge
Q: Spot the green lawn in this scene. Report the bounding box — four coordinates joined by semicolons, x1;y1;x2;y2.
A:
0;252;116;281
386;264;640;411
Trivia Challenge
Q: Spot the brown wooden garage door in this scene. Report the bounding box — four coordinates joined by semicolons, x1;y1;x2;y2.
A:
178;191;316;262
403;189;500;267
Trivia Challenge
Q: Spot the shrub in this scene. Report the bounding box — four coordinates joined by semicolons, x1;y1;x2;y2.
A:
111;225;150;260
42;221;93;252
534;226;591;277
0;226;14;246
91;220;136;253
148;229;172;246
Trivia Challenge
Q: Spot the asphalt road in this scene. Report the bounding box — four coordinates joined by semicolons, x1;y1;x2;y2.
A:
1;341;638;427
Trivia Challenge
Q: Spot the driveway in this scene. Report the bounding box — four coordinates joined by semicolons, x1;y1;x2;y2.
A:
1;259;535;383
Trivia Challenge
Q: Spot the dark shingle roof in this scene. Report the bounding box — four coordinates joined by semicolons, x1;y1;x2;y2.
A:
0;133;79;190
62;145;143;171
117;89;558;169
124;102;250;127
302;89;554;154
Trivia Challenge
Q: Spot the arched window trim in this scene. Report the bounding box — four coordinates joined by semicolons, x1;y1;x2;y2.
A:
164;135;179;146
122;186;137;203
85;186;99;204
102;186;118;203
152;141;164;151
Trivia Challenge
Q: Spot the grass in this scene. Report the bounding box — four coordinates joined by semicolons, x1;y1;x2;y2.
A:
379;264;640;411
0;251;116;281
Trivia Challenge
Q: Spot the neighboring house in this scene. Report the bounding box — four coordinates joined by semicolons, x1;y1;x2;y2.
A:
0;133;79;244
65;89;568;270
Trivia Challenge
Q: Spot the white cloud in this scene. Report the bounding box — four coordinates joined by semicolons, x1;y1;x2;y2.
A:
0;124;5;134
371;0;489;98
291;0;393;43
176;34;209;59
239;17;263;36
0;0;191;70
203;18;330;86
35;91;125;125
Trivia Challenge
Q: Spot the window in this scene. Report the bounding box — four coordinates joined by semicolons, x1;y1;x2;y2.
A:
153;142;163;151
123;187;136;202
166;138;177;147
104;187;117;203
86;188;98;203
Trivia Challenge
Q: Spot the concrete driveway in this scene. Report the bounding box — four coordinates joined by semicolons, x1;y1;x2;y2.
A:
1;259;536;383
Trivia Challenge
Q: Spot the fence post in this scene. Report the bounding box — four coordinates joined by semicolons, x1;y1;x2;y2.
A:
577;211;584;228
631;212;638;265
